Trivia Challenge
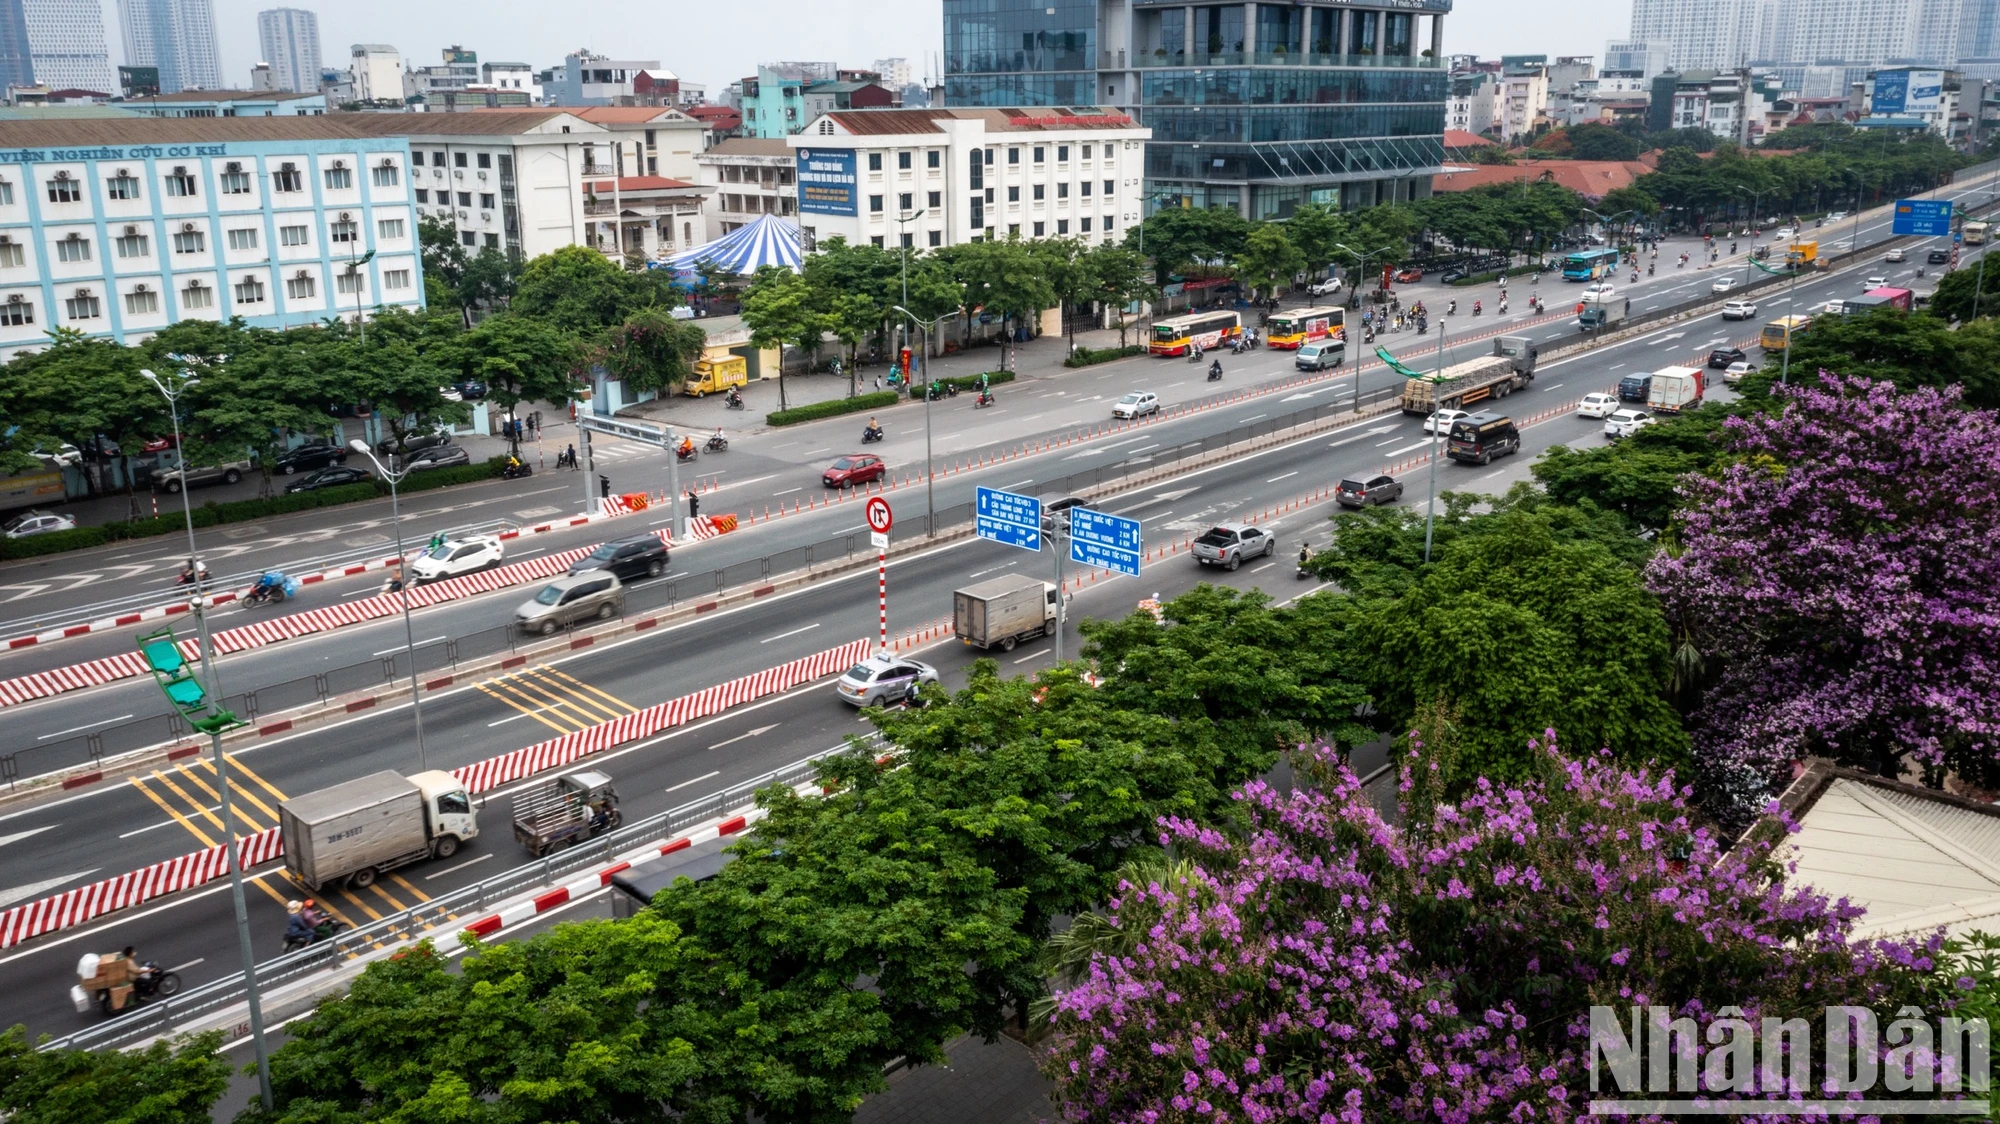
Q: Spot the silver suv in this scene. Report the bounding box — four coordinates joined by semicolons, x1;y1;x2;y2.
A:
1192;522;1274;571
515;572;625;635
152;460;251;494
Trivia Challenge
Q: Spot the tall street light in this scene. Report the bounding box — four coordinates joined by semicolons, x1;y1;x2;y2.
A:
345;248;376;346
1333;241;1394;413
138;361;274;1113
1747;253;1803;386
892;304;941;535
894;208;928;377
1732;185;1770;245
347;440;430;769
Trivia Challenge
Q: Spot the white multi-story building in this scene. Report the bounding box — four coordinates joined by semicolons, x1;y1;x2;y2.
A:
871;57;912;89
788;107;1149;249
482;60;538;103
1629;0;1764;71
24;0;115;92
255;7;317;94
541;50;659;106
117;0;221;93
1495;62;1550;141
1603;39;1670;78
0;116;421;359
1447;72;1497;137
695;136;796;240
348;43;400;104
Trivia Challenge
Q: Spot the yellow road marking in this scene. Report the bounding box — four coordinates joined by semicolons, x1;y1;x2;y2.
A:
366;883;409;912
544;667;635;713
505;670;619;724
151;767;236;834
127;776;217;848
187;758;280;824
337;887;385;922
388;872;430;903
219;752;289;805
477;681;574;734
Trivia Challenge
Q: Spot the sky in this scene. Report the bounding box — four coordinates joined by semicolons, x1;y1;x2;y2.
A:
200;0;1631;95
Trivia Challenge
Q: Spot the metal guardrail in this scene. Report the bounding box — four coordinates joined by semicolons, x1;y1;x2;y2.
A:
39;735;878;1053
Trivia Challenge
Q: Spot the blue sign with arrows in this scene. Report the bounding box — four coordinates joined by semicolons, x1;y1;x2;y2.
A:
975;486;1040;552
1893;199;1953;237
1068;506;1143;578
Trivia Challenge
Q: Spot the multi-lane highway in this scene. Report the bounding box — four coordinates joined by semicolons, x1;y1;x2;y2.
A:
0;177;1993;1042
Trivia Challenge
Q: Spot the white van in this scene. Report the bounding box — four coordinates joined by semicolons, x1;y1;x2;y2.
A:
1295;340;1344;372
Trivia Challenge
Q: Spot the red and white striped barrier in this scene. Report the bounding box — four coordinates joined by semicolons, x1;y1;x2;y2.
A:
0;635;871;950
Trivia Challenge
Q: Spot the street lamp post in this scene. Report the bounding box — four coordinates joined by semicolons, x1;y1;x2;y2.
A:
346;249;376;345
346;440;430;769
892;305;942;535
1333;241;1394;413
894;208;928;360
138;362;273;1113
1733;185;1770;244
1748;253;1803;386
1423;321;1447;563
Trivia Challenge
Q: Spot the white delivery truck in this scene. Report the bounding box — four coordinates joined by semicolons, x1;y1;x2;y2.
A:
954;574;1060;653
1645;366;1706;414
280;770;479;891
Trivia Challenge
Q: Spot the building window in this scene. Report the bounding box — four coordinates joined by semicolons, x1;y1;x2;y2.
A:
484;233;498;249
1081;180;1092;197
452;152;467;167
899;192;912;211
1082;144;1092;159
180;281;213;309
383;268;412;290
1033;146;1044;164
927;230;941;247
330;219;358;243
1081;217;1092;233
457;191;471;207
898;151;911;169
0;180;13;205
928;190;941;208
124;287;159;315
114;231;149;258
1033;184;1045;201
324;165;353;190
164;169;197;197
1009;148;1020;164
55;235;90;262
871;235;884;247
1057;219;1069;234
970;198;985;229
64;290;100;319
1104;179;1114;195
0;297;31;325
868;152;883;171
46;175;81;204
227;228;258;251
279;224;309;246
220;169;251;194
968;149;982;190
479;193;494;209
287;273;316;300
1033;221;1045;236
1009;223;1020;237
1058;145;1069;162
1058;182;1069;199
272;165;303;193
0;239;20;267
233;276;266;304
378;218;406;240
460;231;476;246
900;232;913;248
415;188;429;203
172;229;205;254
336;271;363;295
1008;185;1020;202
927;151;940;168
105;173;140;201
371;162;400;187
477;153;491;168
870;194;884;213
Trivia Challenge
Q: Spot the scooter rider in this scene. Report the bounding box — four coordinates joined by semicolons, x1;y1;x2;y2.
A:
865;416;884;441
1208;358;1223;380
677;435;696;458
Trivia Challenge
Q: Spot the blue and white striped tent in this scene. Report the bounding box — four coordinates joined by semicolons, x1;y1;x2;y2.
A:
651;214;805;280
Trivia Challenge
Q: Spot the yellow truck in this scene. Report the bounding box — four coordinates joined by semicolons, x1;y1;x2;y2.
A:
683;354;747;397
1784;240;1819;269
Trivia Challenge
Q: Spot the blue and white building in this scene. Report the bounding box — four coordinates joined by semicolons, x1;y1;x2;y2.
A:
0;116;421;359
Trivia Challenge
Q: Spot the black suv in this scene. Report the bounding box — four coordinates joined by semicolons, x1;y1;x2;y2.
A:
569;533;669;582
1708;347;1747;369
1928;248;1952;264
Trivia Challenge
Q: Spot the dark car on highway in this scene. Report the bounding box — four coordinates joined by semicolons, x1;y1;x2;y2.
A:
1928;248;1952;264
569;533;669;581
402;445;471;471
375;429;452;457
1707;347;1747;369
453;379;489;400
1335;475;1404;508
273;441;347;475
283;465;371;493
822;453;886;489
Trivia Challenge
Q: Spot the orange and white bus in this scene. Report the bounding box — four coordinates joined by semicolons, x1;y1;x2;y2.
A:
1264;306;1345;350
1149;309;1242;356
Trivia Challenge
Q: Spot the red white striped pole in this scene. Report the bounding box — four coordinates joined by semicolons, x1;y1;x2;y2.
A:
878;547;888;656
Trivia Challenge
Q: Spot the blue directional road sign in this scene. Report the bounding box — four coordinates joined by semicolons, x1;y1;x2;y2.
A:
1068;505;1143;578
975;486;1040;552
1893;199;1953;237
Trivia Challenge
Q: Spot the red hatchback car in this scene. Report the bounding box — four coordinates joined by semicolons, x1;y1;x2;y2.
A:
822;453;886;489
1393;267;1423;283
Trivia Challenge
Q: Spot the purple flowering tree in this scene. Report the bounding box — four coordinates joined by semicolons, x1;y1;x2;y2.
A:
1645;374;2000;819
1040;738;1954;1122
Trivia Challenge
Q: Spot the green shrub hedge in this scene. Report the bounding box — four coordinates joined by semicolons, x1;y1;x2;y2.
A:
1448;263;1546;287
0;456;511;560
765;391;902;427
905;369;1017;398
1063;345;1146;368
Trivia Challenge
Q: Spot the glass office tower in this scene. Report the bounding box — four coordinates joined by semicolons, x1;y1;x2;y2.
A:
945;0;1450;219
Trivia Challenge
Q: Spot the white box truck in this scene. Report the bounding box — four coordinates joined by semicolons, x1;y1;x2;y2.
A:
1646;366;1706;414
280;770;479;891
954;574;1059;653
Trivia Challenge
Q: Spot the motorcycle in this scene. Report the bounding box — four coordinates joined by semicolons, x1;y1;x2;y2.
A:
724;392;746;411
501;460;532;479
1498;299;1508;315
861;425;885;444
243;571;297;607
676;444;699;462
1415;317;1429;335
974;390;996;408
1297;548;1313;580
284;917;350;954
73;951;181;1016
706;434;729;452
1447;300;1457;316
1185;347;1204;364
1472;300;1482;316
175;561;210;586
1207;360;1223;382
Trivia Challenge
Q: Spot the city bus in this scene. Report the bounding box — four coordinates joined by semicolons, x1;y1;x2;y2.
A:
1760;315;1811;350
1561;247;1621;281
1965;221;1989;246
1149;309;1242;356
1263;306;1345;349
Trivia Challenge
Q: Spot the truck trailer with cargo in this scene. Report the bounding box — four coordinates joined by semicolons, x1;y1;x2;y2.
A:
1399;335;1539;415
279;770;479;891
954;574;1060;652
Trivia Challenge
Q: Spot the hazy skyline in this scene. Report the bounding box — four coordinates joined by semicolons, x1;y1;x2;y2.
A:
193;0;1628;94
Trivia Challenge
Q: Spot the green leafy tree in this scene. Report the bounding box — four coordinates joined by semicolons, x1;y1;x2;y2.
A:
1281;201;1352;271
0;1026;229;1124
1083;243;1153;345
597;307;709;397
1123;204;1251;283
183;331;348;495
1566;122;1643;161
455;247;521;323
446;314;581;453
1741;308;2000;409
0;328;169;515
1231;223;1306;301
1532;404;1739;530
512;246;668;335
1929;261;1999;325
957;238;1054;371
1034;237;1094;350
417;214;469;316
738;264;823;410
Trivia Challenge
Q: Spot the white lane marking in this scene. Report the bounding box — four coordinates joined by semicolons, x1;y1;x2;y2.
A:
1266;471;1298;483
771;487;801;496
1374;436;1402;446
36;714;134;740
372;636;444;658
1541;383;1564;391
1003;478;1035;489
708;724;778;750
165;958;204;973
0;827;54;848
802;447;831;455
0;869;98;909
1608;363;1625;370
1383;439;1435;457
760;623;821;644
1010;647;1050;664
667;770;723;792
119;816;193;839
1251;561;1276;572
425;853;493;880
